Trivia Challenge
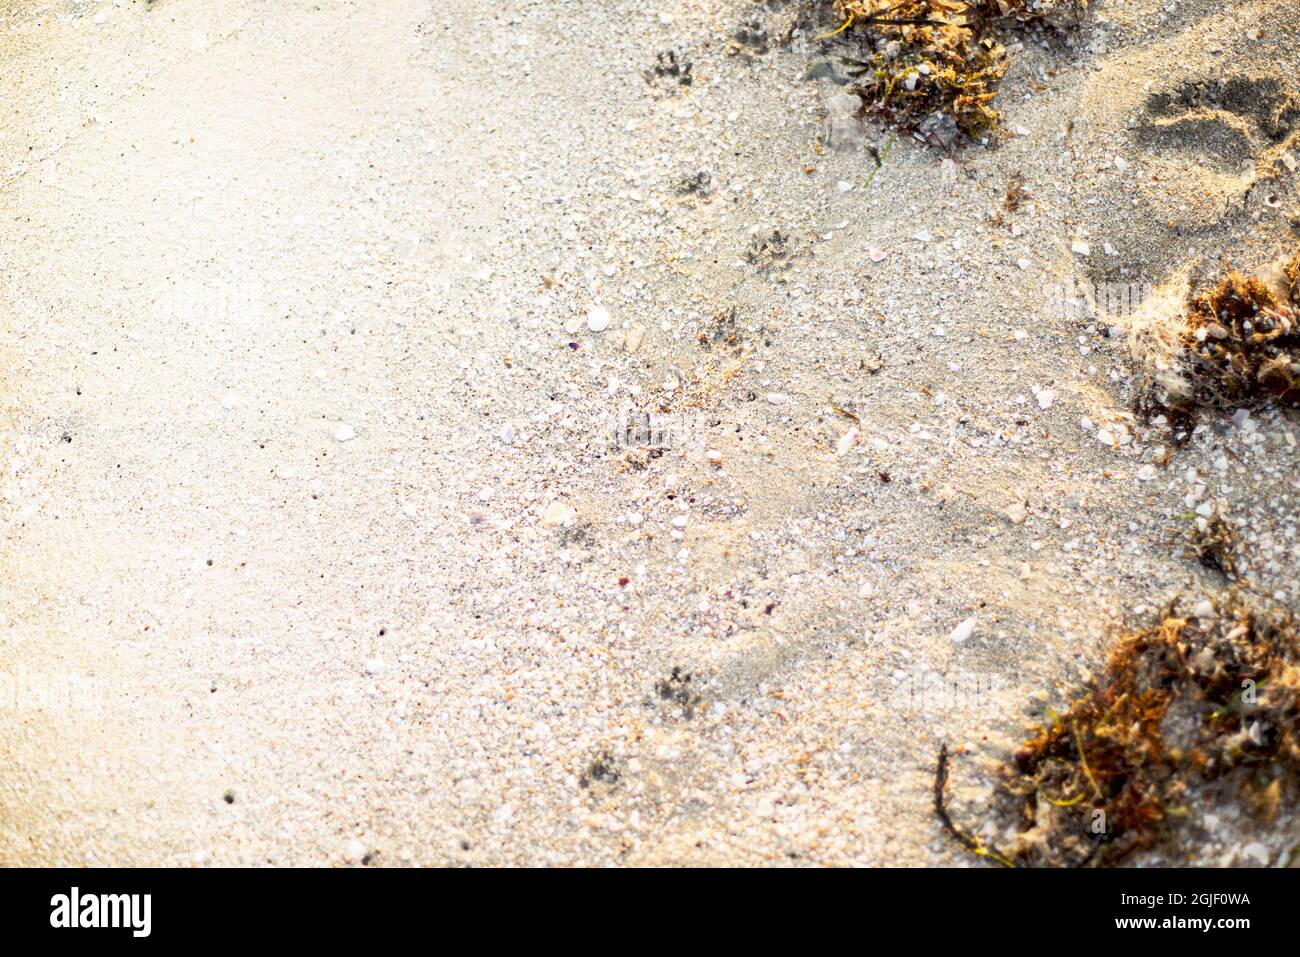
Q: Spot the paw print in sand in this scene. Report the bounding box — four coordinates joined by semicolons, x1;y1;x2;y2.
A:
1070;2;1300;288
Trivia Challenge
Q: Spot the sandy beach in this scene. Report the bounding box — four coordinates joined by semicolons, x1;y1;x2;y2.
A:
2;0;1298;866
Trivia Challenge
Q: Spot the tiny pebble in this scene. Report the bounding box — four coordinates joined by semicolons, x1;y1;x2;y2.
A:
542;501;576;526
948;617;977;644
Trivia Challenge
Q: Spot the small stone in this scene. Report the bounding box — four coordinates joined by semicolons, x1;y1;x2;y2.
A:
836;427;860;456
624;325;645;353
542;500;576;526
1192;599;1215;620
1071;241;1091;257
364;657;384;675
823;92;867;153
1240;842;1270;866
1137;464;1157;482
587;306;610;332
766;393;788;405
334;423;356;442
1004;502;1028;525
344;839;367;863
1112;155;1128;172
705;449;722;464
563;314;584;334
948;617;977;644
1035;388;1055;410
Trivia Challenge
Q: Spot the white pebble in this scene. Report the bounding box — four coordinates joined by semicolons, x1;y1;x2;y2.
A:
948;617;977;644
541;500;576;526
334;423;356;442
1241;842;1270;866
586;306;610;332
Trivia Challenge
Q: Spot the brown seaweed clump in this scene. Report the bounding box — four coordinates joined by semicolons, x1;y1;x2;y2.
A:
827;0;1086;144
984;595;1300;867
1179;265;1300;409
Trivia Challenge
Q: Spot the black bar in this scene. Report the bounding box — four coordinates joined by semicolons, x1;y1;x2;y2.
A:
0;867;1291;944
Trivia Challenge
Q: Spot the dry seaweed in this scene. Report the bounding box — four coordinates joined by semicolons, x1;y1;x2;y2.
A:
934;744;1015;866
1004;169;1029;211
824;0;1086;143
982;593;1300;867
1179;269;1300;409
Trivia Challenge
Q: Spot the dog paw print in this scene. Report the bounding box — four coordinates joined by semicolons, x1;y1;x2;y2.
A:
645;49;693;89
745;229;796;275
728;20;771;60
